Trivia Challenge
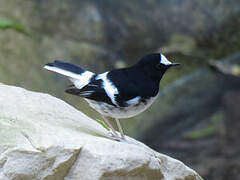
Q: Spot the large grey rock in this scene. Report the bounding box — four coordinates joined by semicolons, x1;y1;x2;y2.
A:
0;83;202;180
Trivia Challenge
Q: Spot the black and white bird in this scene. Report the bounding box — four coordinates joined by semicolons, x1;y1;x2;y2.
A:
44;53;180;141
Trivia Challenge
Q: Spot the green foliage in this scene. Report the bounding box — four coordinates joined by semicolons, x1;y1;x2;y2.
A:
96;119;109;130
0;19;29;35
0;20;11;28
184;111;222;139
184;126;216;139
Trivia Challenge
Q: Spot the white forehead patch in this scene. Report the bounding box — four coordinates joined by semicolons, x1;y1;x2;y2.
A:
160;54;172;65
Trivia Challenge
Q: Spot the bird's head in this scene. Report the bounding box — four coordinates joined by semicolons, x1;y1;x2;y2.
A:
136;53;180;80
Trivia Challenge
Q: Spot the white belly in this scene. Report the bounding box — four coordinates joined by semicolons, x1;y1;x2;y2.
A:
84;96;157;119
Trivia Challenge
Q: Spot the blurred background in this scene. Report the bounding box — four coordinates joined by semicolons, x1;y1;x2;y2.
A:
0;0;240;179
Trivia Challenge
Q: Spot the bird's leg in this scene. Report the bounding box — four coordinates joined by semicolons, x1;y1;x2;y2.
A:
101;115;119;139
115;118;125;140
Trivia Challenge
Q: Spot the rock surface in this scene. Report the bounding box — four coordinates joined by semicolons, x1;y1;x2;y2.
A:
0;83;202;180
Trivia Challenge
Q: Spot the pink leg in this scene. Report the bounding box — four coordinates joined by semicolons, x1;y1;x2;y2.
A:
101;115;119;139
115;118;125;140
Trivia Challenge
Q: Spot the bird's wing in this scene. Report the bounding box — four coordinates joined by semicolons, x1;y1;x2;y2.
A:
65;69;158;107
65;79;117;106
113;83;145;107
107;69;158;106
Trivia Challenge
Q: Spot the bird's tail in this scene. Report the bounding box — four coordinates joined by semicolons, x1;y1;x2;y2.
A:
44;60;95;88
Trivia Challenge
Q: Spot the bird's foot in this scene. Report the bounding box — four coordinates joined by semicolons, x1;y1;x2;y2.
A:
107;131;120;141
108;130;127;142
107;131;127;142
119;136;126;142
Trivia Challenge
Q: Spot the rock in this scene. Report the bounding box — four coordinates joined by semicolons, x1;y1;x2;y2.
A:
0;83;202;180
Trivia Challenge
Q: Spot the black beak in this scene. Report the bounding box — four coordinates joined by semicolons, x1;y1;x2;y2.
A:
169;62;180;67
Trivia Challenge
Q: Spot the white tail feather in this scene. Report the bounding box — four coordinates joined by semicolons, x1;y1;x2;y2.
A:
44;65;94;89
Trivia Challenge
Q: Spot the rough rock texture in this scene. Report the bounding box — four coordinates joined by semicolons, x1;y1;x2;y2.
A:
0;83;202;180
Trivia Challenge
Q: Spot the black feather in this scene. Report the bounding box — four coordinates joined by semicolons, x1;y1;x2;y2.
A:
46;60;85;74
65;79;116;107
107;68;160;106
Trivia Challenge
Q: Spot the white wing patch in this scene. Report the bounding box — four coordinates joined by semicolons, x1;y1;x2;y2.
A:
160;54;172;65
126;96;141;105
97;72;119;106
79;91;94;96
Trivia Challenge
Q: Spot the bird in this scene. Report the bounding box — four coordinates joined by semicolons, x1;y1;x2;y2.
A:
44;53;180;141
